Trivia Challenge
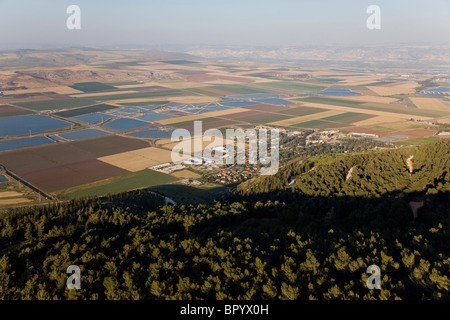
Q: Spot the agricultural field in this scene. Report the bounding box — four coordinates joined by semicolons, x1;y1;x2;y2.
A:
0;48;449;205
57;169;179;200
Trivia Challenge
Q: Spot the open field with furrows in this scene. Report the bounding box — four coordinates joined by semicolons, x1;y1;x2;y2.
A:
269;110;344;126
170;169;200;179
57;169;179;200
166;95;219;104
242;103;289;112
12;98;99;111
69;90;139;98
182;119;247;132
366;84;418;96
2;86;83;95
0;197;33;206
0;135;150;193
342;95;400;104
156;108;250;125
436;117;450;124
365;121;439;134
298;102;434;120
0;176;43;207
409;97;450;112
160;136;237;155
352;115;405;126
169;117;222;128
97;147;174;172
0;104;34;118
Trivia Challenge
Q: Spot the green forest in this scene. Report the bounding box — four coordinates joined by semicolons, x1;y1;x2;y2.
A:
0;140;449;300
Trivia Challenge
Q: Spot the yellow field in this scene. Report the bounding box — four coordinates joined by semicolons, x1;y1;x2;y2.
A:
353;115;404;126
269;110;344;126
167;95;219;104
0;198;33;205
300;102;432;121
98;147;173;172
344;95;399;104
366;121;433;133
0;191;25;198
409;97;450;111
155;80;205;89
367;86;416;96
338;76;384;86
437;117;450;124
157;107;249;125
395;81;420;89
162;136;236;154
171;170;200;179
2;86;83;95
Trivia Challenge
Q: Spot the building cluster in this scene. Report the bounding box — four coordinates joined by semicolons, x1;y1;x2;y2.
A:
151;163;186;174
204;164;258;185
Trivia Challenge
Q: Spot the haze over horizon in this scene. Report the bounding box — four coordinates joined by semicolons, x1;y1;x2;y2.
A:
0;0;449;50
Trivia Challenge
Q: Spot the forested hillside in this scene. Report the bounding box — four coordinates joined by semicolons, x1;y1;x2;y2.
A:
238;140;450;197
0;141;449;300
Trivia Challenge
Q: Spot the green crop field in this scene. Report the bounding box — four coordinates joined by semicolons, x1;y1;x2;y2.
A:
245;73;277;79
366;81;395;86
209;84;272;95
185;88;224;97
315;78;343;83
57;169;179;200
69;82;118;93
14;98;98;111
320;112;362;122
393;137;441;146
148;184;225;204
54;104;118;117
291;119;351;129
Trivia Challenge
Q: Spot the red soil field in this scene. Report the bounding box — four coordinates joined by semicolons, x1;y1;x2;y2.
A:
0;104;32;116
22;159;129;192
218;110;266;121
243;103;288;112
333;114;376;125
0;135;150;192
183;119;246;132
393;129;437;138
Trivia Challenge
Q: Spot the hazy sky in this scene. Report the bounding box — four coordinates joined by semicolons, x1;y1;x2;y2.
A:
0;0;449;48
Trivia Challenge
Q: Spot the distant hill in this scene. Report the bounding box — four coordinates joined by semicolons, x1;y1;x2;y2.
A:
237;140;450;198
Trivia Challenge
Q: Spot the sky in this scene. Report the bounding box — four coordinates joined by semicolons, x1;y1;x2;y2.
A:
0;0;449;48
